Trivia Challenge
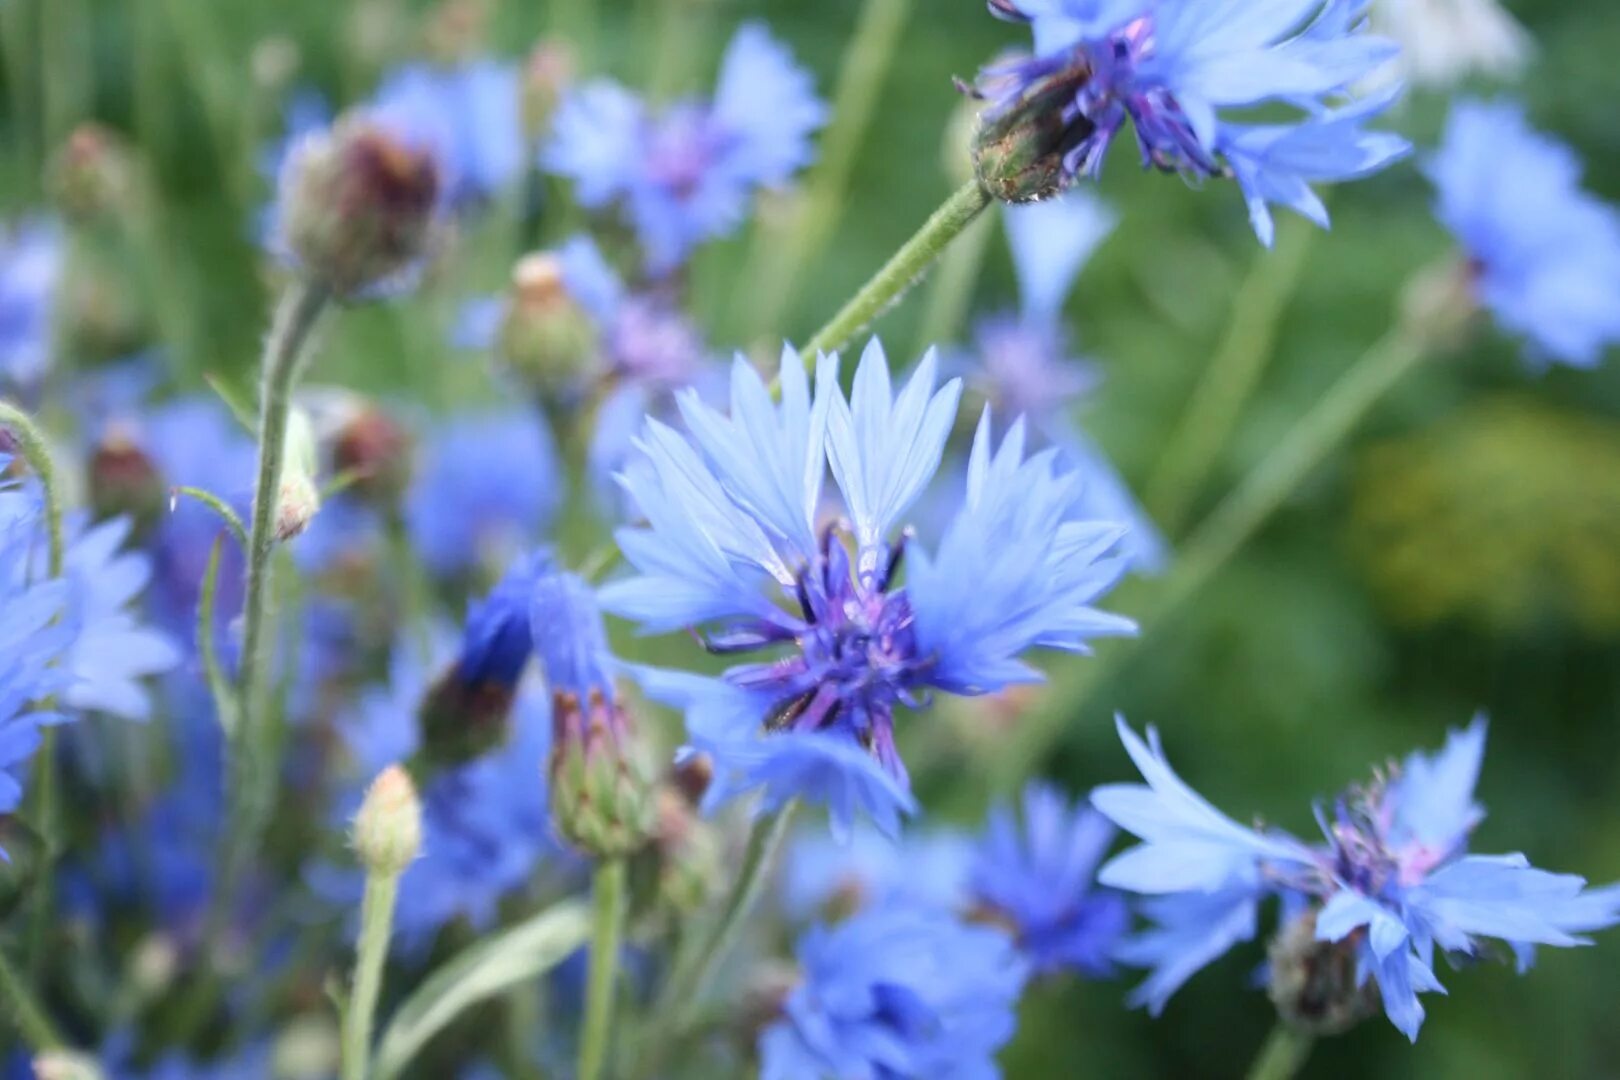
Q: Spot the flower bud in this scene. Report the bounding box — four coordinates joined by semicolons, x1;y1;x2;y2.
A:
1266;909;1381;1036
645;785;721;915
969;58;1096;204
330;402;412;506
549;689;657;860
498;252;599;400
251;35;302;94
88;423;165;529
32;1051;106;1080
48;123;136;221
418;664;519;766
523;40;577;137
353;764;423;877
274;408;322;542
277;115;442;298
1400;256;1481;355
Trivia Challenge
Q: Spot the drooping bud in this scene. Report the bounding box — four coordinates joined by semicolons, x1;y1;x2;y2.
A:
418;554;541;766
533;563;655;859
968;58;1096;203
277;114;441;298
522;40;577;138
498;252;599;401
1266;909;1382;1036
32;1051;107;1080
274;408;322;542
353;764;423;876
88;423;166;529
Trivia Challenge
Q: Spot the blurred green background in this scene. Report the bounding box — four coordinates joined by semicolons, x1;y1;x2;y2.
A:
4;0;1620;1075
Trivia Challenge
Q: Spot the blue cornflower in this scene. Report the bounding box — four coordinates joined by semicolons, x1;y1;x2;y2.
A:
543;22;826;273
333;625;554;944
0;217;62;387
971;782;1130;977
1094;716;1620;1040
966;193;1165;572
404;410;561;579
1427;99;1620;369
371;58;524;206
975;0;1410;244
760;905;1028;1080
603;340;1133;837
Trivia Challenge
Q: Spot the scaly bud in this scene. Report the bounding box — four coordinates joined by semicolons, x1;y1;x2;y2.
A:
968;58;1096;204
549;687;657;860
353;764;423;876
88;423;165;529
498;252;599;401
278;115;441;298
330;402;413;506
1266;909;1382;1036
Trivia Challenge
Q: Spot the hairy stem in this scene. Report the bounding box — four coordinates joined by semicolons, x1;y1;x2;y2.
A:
798;180;991;365
343;871;402;1080
578;859;628;1080
1245;1022;1314;1080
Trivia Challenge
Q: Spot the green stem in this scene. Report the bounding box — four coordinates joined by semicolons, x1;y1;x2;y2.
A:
578;859;627;1080
343;871;402;1080
993;321;1432;788
798;180;991;365
739;0;914;340
218;279;330;922
1146;218;1320;534
1245;1022;1314;1080
0;401;64;577
0;946;63;1052
911;206;996;357
635;805;796;1077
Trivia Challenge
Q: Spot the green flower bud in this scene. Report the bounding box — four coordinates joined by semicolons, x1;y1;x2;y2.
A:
969;60;1096;204
549;689;656;860
88;423;166;532
1267;909;1382;1036
498;252;600;402
353;764;423;877
278;116;441;298
418;665;517;769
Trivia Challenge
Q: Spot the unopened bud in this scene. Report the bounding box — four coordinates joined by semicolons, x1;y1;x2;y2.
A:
523;40;577;137
252;36;302;93
549;689;656;860
88;424;165;529
129;934;180;997
968;58;1096;204
273;1014;341;1080
331;403;412;505
1266;909;1381;1036
1400;256;1481;355
278;115;441;298
646;786;721;914
274;408;322;541
49;123;136;221
32;1052;107;1080
499;252;599;399
353;765;423;876
419;662;518;767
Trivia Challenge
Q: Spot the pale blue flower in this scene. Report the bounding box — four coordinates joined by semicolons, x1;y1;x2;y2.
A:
605;340;1132;836
543;23;825;272
760;906;1028;1079
1095;716;1620;1040
371;58;524;205
1428;98;1620;368
0;218;61;387
977;0;1410;244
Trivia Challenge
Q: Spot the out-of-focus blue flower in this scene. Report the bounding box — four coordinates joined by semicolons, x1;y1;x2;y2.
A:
332;627;554;944
1427;99;1620;369
59;516;182;720
966;193;1166;573
605;340;1133;837
760;905;1028;1079
0;218;62;387
781;824;973;919
0;460;73;840
977;0;1410;244
371;59;524;205
1094;716;1620;1040
543;23;825;272
971;782;1129;977
405;410;560;578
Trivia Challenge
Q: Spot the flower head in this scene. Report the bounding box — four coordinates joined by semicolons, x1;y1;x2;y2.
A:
760;906;1028;1080
971;782;1130;976
973;0;1411;244
0;218;62;387
404;410;560;579
1094;716;1620;1040
1427;99;1620;368
604;340;1132;836
543;22;825;272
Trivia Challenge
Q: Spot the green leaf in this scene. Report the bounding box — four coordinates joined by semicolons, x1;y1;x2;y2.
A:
371;900;591;1080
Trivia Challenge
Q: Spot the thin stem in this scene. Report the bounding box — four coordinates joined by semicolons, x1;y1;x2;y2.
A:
217;279;329;923
1245;1022;1314;1080
992;321;1432;788
578;859;628;1080
798;180;991;365
0;401;64;577
739;0;914;340
1146;218;1320;534
343;872;402;1080
911;205;996;357
0;946;63;1051
635;805;796;1077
